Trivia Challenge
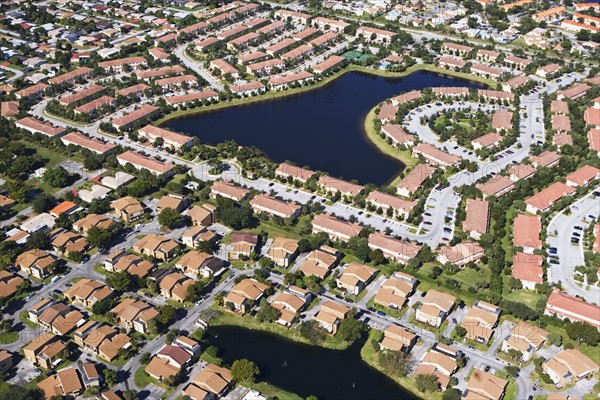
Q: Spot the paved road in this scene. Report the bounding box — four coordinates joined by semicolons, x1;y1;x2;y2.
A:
546;189;600;303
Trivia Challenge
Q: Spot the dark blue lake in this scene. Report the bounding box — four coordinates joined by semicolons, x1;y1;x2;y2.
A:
166;70;482;185
207;325;419;400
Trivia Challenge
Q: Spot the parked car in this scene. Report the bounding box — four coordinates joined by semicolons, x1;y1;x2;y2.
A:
376;311;386;316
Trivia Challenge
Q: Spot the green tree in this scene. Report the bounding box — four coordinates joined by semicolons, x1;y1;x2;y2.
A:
106;271;132;292
86;226;112;248
103;368;118;387
158;207;183;228
256;298;280;323
43;166;71;188
378;350;412;378
32;194;55;213
565;321;600;346
299;320;326;344
231;359;259;383
157;305;177;325
442;388;461;400
336;314;366;342
454;326;467;338
92;299;114;315
415;373;439;393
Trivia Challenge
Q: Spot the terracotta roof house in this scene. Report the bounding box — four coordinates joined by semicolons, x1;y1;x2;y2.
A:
512;252;544;290
133;234;179;261
0;271;24;300
16;117;66;137
275;162;316;183
415;290;456;327
591;129;600;156
112;105;159;131
298;247;339;279
145;355;181;382
111;196;144;223
49;201;80;218
271;291;309;327
501;321;548;362
460;301;501;344
189;363;232;396
157;344;192;368
73;214;114;234
336;263;377;295
159;272;195;302
111;298;159;334
472;132;503;150
396;164;437;198
317;175;364;198
476;175;515;198
104;250;154;278
38;366;83;400
0;101;20;118
250;194;302;219
412;143;460;168
491;110;513;132
379;325;417;352
525;182;575;214
64;278;113;307
312;213;363;242
463;198;490;240
181;225;217;249
50;228;88;257
315;301;351;334
187;204;216;227
210;180;249;201
224;278;269;314
23;332;67;370
116;150;174;177
0;350;13;375
508;163;537;181
35;302;85;336
156;193;189;213
268;237;300;267
229;232;259;260
513;214;542;252
544;288;600;329
565;165;600;187
436;241;485;266
15;249;56;279
374;276;416;310
380;124;416;147
175;250;225;278
542;349;599;388
530;150;561;169
464;369;508;400
377;103;398;123
366;191;415;218
367;232;421;264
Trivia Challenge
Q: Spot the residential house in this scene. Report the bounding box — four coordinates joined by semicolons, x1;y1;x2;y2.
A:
187;204;216;227
436;241;485;266
110;298;159;334
15;249;56;279
156;193;189;213
229;232;259;260
37;366;83;400
367;233;422;264
271;289;309;327
223;278;269;314
111;197;144;222
311;213;363;242
250;194;302;219
463;198;490;240
501;321;548;362
133;234;179;261
73;214;114;234
314;301;351;334
415;290;456;327
210;180;249;201
336;263;377;295
513;214;542;253
175;251;225;278
159;272;195;302
268;237;299;267
464;369;508;400
542;349;599;388
23;332;67;370
379;325;417;353
298;247;339;279
460;301;501;344
185;364;232;398
64;279;113;308
544;288;600;329
374;274;417;310
512;252;544;290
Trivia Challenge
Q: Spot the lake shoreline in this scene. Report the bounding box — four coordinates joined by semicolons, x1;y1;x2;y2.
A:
155;63;493;126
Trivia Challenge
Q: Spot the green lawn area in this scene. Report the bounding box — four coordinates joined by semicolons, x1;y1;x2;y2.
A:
495;370;517;400
360;330;441;399
20;311;38;329
133;366;156;388
210;307;351;350
248;382;303;400
363;106;419;172
20;140;67;168
0;331;18;344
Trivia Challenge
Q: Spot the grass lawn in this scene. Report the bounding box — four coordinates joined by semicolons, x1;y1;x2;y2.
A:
19;141;67;168
20;311;38;329
247;219;305;240
210;308;351;350
363;107;419;171
0;331;18;344
360;330;441;399
249;382;303;400
133;366;155;388
495;370;517;400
